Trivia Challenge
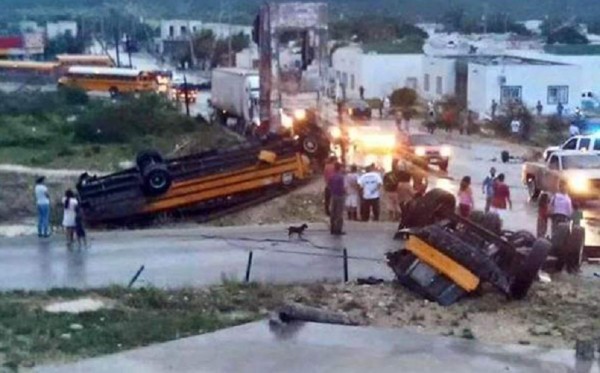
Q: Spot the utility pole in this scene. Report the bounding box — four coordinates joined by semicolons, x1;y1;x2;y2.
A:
126;34;133;68
228;10;233;67
183;75;191;117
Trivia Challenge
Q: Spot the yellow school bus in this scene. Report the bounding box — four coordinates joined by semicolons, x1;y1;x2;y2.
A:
0;60;60;76
56;54;114;67
58;66;158;96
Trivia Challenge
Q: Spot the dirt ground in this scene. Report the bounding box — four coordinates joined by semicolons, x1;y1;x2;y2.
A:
284;273;600;349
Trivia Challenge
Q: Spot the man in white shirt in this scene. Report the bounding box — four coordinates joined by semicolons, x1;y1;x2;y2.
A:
34;176;51;237
550;180;573;236
358;164;383;221
569;122;581;137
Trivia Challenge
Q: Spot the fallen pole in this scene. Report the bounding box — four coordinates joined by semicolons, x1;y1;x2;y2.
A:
276;303;359;326
245;251;254;283
128;265;145;288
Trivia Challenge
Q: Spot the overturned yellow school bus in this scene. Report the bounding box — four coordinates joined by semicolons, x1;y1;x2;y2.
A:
77;139;311;225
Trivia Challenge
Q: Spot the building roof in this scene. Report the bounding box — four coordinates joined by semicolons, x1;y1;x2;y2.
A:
67;66;142;76
464;55;565;66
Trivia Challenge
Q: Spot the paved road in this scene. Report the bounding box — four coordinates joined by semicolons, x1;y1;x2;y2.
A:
0;223;398;291
37;321;587;373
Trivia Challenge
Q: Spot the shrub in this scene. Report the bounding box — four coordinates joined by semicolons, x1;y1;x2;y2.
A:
390;88;417;108
59;86;89;106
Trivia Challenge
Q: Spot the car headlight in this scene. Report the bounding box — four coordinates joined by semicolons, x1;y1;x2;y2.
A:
569;175;590;193
330;127;342;139
415;147;426;157
281;113;294;129
293;109;306;121
440;146;451;157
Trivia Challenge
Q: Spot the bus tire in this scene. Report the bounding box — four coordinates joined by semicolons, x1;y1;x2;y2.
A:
301;135;319;155
142;163;172;196
109;87;119;98
136;150;164;172
510;238;551;300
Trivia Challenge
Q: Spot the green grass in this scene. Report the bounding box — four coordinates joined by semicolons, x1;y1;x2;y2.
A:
0;283;286;370
544;44;600;55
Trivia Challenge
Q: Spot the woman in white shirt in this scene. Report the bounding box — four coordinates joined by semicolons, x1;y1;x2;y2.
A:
62;190;78;245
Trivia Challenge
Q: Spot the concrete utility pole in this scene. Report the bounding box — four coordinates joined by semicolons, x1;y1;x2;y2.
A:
183;75;191;117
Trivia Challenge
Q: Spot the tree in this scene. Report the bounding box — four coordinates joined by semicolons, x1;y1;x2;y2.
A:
390;88;417;107
44;32;86;58
547;26;589;44
193;29;216;69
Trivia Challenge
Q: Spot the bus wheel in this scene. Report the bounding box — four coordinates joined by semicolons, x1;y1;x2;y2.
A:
109;87;119;98
136;150;164;172
142;163;172;196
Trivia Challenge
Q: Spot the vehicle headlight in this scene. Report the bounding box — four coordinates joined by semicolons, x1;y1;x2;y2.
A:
569;175;590;193
293;109;306;121
281;113;294;129
415;147;426;157
440;146;452;157
330;127;342;139
348;128;358;140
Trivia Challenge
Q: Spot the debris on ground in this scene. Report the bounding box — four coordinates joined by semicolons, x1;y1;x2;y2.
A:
44;297;110;314
274;302;359;326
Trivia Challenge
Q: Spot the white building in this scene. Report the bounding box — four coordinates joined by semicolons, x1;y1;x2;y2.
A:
235;45;259;69
331;45;422;100
466;56;581;117
160;20;205;40
421;56;457;101
159;20;252;54
46;21;78;39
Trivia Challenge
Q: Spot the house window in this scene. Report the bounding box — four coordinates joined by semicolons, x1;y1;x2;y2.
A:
342;72;348;87
181;26;187;35
547;85;569;105
350;74;355;90
436;76;443;95
500;86;522;104
169;26;174;37
424;74;430;92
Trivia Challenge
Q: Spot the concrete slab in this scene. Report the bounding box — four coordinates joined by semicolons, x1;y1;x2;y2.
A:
0;222;398;291
36;321;593;373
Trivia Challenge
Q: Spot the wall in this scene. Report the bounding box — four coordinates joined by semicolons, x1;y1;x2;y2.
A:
235;45;259;69
160;20;204;40
331;46;422;100
46;21;78;39
421;56;456;101
467;62;582;117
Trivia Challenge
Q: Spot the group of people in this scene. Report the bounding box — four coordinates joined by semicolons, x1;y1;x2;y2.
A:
323;157;429;235
455;167;512;220
34;177;87;247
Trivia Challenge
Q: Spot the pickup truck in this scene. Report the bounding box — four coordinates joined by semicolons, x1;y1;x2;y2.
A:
543;135;600;160
522;150;600;200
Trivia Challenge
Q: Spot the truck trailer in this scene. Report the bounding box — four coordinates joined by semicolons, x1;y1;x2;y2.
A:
210;68;259;134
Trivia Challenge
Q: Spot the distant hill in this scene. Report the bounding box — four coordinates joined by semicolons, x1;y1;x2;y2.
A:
3;0;600;24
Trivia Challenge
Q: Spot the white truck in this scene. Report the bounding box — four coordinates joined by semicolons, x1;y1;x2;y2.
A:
210;68;259;133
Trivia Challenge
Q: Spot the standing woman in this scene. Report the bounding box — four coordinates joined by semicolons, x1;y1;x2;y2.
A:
62;190;78;245
457;176;474;218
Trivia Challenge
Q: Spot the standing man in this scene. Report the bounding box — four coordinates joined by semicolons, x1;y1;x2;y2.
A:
359;86;365;100
323;156;337;216
491;99;498;119
328;162;346;235
358;164;383;222
482;167;496;213
490;173;512;220
536;100;543;116
383;96;391;118
557;102;564;118
549;180;573;237
569;121;581;137
35;176;51;238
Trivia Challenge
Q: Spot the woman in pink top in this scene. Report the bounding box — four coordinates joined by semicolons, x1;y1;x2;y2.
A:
457;176;474;218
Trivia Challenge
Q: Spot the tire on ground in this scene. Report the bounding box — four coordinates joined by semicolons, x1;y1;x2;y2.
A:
551;222;571;271
510;238;551;300
142;163;172;196
565;226;585;272
501;150;510;163
136;150;164;172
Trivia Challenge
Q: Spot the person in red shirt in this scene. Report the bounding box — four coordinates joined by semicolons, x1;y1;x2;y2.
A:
490;173;512;220
323;156;337;216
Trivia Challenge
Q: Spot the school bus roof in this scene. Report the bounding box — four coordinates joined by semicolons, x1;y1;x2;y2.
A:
0;60;59;71
56;54;113;62
67;66;142;77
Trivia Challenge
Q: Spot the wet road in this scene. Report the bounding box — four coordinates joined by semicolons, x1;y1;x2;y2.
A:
0;223;398;291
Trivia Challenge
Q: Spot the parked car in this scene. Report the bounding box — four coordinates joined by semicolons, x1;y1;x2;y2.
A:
543;135;600;160
398;133;451;172
523;150;600;200
344;99;372;121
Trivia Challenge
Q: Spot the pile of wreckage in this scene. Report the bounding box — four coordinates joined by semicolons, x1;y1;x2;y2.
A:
387;189;586;306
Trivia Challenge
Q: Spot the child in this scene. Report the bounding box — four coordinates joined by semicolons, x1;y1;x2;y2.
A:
457;176;474;218
537;193;550;238
75;204;88;248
